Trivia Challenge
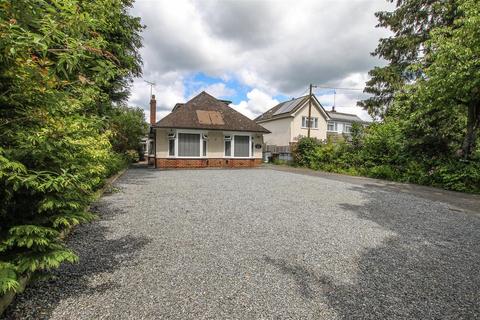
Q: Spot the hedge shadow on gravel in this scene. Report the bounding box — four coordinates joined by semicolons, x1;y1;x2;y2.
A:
264;186;480;319
3;203;152;320
322;186;480;319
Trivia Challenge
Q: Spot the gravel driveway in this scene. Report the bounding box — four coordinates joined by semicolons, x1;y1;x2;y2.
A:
4;167;480;319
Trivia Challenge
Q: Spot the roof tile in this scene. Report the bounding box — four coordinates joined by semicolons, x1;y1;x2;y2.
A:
155;92;270;133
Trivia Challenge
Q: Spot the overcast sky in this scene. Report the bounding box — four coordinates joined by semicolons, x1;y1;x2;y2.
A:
128;0;394;121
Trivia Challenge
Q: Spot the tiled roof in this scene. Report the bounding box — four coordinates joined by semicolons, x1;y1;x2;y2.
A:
327;111;364;123
154;92;270;133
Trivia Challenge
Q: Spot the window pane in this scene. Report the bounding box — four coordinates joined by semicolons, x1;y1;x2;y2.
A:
203;140;207;156
313;118;318;128
302;116;306;127
225;140;231;156
178;133;200;157
168;139;175;156
327;122;334;131
234;135;249;157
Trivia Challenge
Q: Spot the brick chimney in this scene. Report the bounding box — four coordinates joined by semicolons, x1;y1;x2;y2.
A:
149;94;156;125
331;105;336;112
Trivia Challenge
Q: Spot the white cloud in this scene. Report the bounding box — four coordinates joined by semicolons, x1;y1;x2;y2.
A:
232;89;279;119
129;71;186;123
129;0;394;119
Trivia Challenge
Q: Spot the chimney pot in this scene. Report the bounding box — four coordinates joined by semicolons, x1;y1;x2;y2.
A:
150;95;157;125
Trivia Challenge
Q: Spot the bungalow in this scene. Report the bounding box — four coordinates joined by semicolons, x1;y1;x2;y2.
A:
255;94;365;146
150;91;270;168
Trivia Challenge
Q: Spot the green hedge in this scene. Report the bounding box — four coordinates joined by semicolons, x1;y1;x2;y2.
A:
292;123;480;194
0;0;144;294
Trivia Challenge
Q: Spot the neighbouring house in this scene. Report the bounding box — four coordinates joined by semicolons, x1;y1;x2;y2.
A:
255;94;330;146
150;91;270;168
255;95;366;146
326;106;366;138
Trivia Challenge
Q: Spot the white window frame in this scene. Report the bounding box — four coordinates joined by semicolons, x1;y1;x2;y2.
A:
224;137;232;157
202;139;207;157
168;138;175;157
302;116;307;128
344;124;352;133
168;129;208;158
301;116;318;129
223;132;254;159
327;121;336;132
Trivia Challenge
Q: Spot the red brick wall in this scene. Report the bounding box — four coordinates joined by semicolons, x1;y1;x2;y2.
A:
155;158;262;168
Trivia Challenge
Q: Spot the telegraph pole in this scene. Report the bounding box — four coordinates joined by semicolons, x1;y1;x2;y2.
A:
307;83;313;138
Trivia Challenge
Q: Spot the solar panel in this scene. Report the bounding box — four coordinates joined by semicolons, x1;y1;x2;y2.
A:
273;98;303;116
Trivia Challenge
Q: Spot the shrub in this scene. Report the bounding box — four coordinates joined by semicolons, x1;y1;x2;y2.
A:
292;137;322;167
125;150;140;163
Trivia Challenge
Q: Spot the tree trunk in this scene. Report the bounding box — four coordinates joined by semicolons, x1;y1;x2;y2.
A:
461;101;480;159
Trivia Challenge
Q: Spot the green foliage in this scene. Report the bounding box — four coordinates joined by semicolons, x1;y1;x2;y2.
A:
412;0;480;158
321;0;479;193
272;159;287;165
359;0;458;118
0;263;18;293
291;137;322;167
349;122;364;150
0;0;143;294
109;106;148;157
125;149;140;163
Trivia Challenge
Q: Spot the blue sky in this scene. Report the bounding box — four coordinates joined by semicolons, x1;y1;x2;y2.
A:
184;73;290;104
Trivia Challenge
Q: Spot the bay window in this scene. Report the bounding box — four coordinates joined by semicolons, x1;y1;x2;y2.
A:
234;135;250;157
224;134;253;158
178;133;200;157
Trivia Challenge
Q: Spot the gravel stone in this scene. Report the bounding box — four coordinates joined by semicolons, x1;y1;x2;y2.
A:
3;167;480;319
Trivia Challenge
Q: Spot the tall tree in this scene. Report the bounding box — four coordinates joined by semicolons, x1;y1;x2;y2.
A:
406;0;480;158
359;0;457;118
